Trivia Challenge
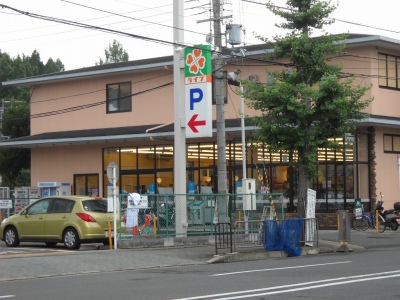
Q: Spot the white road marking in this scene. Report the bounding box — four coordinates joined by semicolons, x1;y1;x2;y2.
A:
0;296;15;298
174;270;400;300
215;273;400;300
210;261;352;276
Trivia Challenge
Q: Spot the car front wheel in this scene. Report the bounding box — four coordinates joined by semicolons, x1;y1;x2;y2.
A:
63;228;81;250
4;226;20;247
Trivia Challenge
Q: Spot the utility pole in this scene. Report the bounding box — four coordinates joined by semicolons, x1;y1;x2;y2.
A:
213;0;228;221
173;0;187;235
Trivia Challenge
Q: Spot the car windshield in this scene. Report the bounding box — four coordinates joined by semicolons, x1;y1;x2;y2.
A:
82;199;108;212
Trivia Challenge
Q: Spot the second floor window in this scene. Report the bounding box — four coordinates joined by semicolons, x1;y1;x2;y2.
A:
379;53;400;90
384;134;400;153
107;82;132;113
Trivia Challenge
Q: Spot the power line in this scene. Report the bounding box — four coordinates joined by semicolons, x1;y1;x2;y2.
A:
61;0;206;37
2;81;173;122
31;72;173;104
242;0;400;36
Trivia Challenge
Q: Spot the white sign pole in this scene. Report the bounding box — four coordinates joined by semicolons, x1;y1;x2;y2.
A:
306;188;317;247
113;167;117;250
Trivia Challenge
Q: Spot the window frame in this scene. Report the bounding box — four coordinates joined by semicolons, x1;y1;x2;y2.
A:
379;52;400;90
106;82;132;113
383;133;400;153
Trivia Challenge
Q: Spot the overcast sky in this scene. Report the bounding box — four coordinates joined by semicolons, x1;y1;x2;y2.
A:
1;0;399;71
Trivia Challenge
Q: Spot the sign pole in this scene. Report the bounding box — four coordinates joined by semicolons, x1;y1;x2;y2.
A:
113;166;117;249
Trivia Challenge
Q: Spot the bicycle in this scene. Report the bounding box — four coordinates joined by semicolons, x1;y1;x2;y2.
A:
352;205;386;232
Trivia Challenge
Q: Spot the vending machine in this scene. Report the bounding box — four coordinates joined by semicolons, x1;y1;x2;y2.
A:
38;182;71;197
28;187;42;205
14;187;29;213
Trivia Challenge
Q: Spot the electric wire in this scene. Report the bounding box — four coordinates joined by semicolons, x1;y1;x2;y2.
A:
2;81;173;121
242;0;400;36
61;0;206;37
32;72;173;104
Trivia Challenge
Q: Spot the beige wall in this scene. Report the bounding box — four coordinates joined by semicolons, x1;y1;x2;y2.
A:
375;127;400;208
30;67;263;135
31;144;103;193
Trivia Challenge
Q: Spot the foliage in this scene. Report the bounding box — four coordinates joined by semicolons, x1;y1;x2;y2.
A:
96;39;129;65
0;49;64;188
243;0;373;217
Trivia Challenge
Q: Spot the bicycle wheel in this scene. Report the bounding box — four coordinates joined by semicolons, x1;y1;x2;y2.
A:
352;216;369;231
374;214;386;233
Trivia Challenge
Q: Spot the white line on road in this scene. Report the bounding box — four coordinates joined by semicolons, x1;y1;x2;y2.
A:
175;270;400;300
209;261;352;276
0;296;15;298
215;273;400;300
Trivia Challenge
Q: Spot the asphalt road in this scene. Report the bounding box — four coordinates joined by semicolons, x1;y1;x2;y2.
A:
0;229;400;299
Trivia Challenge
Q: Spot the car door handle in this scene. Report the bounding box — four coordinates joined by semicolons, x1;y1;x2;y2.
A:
39;216;44;220
62;216;68;219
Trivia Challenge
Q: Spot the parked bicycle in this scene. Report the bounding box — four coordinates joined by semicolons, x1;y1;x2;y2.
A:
352;203;386;232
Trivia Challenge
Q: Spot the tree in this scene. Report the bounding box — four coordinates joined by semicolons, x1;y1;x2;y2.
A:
0;50;64;188
44;58;65;74
243;0;372;218
96;39;129;65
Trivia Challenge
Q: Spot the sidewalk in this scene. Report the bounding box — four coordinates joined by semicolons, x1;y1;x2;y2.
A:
0;230;370;282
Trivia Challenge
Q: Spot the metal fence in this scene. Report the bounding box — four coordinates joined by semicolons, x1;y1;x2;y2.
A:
119;193;285;238
232;217;319;252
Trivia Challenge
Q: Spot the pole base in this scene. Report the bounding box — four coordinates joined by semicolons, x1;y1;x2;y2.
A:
336;242;353;252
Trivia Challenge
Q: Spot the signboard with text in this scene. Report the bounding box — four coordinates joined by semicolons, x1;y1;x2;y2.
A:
184;45;212;138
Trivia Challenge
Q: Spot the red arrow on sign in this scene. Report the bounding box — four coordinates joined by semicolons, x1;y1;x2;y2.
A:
188;114;206;133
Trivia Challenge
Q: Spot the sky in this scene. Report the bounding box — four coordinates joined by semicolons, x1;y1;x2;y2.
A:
0;0;400;71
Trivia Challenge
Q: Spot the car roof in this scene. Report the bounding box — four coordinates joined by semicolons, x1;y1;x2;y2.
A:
39;196;105;201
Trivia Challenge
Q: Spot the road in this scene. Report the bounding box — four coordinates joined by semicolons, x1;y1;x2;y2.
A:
0;230;399;299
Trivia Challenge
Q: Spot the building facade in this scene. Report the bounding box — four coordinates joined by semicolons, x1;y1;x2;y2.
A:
1;34;400;212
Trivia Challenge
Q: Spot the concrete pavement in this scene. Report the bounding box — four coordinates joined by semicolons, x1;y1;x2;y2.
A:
1;229;396;282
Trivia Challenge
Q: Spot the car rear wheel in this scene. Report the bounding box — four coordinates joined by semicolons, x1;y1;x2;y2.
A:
63;228;81;249
4;226;20;247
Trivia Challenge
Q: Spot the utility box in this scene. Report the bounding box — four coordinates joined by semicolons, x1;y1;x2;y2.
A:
242;178;256;211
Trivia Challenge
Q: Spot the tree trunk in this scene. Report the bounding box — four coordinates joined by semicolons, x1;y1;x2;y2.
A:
297;163;311;219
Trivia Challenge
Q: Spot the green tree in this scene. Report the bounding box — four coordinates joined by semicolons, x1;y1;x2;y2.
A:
44;58;65;74
243;0;372;218
96;39;129;65
0;50;64;188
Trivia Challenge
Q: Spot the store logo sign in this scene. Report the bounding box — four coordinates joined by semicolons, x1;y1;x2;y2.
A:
184;45;212;138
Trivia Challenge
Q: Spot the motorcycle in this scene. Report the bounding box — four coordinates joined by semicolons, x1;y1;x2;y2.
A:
375;199;400;231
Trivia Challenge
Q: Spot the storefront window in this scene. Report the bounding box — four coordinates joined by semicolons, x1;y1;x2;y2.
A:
103;148;119;169
102;131;368;209
357;134;368;162
121;148;137;170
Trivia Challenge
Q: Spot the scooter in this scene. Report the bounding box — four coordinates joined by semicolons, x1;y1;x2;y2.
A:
376;196;400;231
